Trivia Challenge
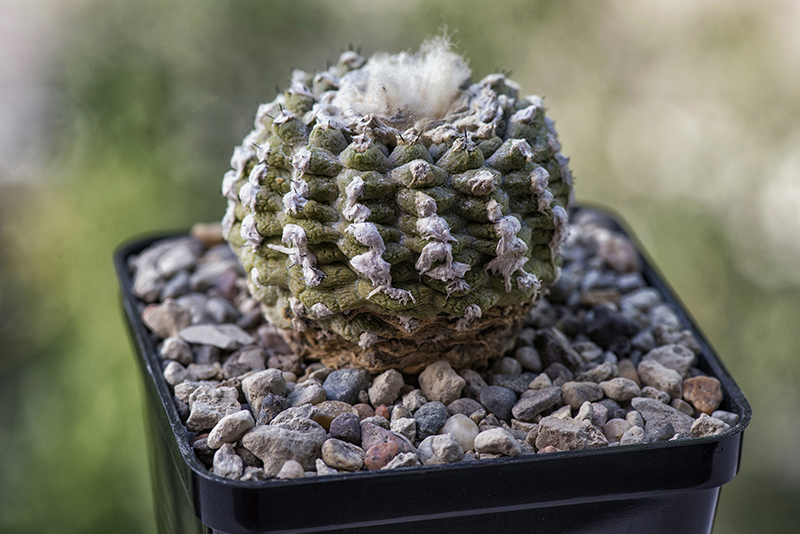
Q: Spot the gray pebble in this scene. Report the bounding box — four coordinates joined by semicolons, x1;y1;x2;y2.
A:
321;438;364;471
479;386;517;421
458;369;488;400
691;413;730;438
242;422;326;476
575;401;594;422
514;346;542;372
535;416;608;450
381;452;421;470
631;330;656;353
240;466;268;482
596;398;626;420
561;382;603;409
390;417;417;443
207;410;255;449
189;258;240;292
391;405;413;422
602;418;632;443
160;336;193;365
646;421;676;442
512;386;562;422
626;410;644;428
640;386;671;404
213;443;243;480
712;410;740;427
402;389;427;412
242;369;287;413
447;398;484;417
276;460;306;479
368;369;404;407
575;361;617;383
591;402;609;427
179;324;255;351
133;265;165;303
631;397;694;438
186;385;241;432
418;361;466;405
599;378;642;403
186;363;222;381
650;304;682;330
616;272;646;293
619;425;645;445
156;239;202;278
637;360;683;399
288;380;327;407
143;299;192;339
206;297;240;324
414;401;449;440
620;288;662;312
256;393;289;425
490;357;522;376
160;270;191;300
323;369;371;405
571;341;604;363
670;398;695;416
418;434;465;465
474;427;522;456
361;415;390;430
489;374;530;395
163;361;188;386
528;373;553;389
315;458;339;476
642;344;696;376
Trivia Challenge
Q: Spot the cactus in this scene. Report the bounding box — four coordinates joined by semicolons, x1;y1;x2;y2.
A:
222;38;573;372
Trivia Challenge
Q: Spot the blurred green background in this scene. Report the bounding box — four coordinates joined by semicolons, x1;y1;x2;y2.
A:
1;0;799;532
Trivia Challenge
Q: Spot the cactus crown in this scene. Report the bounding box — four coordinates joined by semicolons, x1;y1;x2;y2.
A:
222;38;573;372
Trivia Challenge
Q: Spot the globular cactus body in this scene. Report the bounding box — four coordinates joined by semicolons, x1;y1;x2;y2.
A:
222;39;573;372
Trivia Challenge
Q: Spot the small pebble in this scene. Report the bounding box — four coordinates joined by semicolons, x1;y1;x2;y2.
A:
599;378;641;403
619;425;645;445
440;414;480;452
321;438;364;471
490;357;522;376
178;323;255;351
691;414;730;438
418;361;466;405
381;452;421;470
515;346;542;372
213;443;243;480
447;398;484;417
390;417;417;443
160;336;193;365
368;369;404;407
323;369;371;405
671;398;695;417
479;386;517;421
712;410;739;427
625;410;644;428
353;403;375;420
535;416;608;451
276;460;306;479
207;410;255;449
419;434;464;465
474;428;522;457
329;412;362;445
257;393;289;425
458;369;488;399
561;381;603;410
242;369;287;414
414;401;449;440
683;376;723;415
512;387;561;422
637;360;683;400
287;380;327;407
602;418;632;443
364;442;400;470
401;390;427;413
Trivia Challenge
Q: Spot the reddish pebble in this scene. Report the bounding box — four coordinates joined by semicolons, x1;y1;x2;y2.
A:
683;376;723;415
354;403;375;420
364;442;399;470
538;445;561;454
375;404;391;420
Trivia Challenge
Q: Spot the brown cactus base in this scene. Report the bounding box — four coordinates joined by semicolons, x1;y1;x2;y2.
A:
282;301;534;374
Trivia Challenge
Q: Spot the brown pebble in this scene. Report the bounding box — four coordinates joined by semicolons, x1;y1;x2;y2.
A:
616;359;640;387
375;404;391;420
364;442;399;470
683;376;723;415
354;403;375;420
538;445;560;454
670;398;695;417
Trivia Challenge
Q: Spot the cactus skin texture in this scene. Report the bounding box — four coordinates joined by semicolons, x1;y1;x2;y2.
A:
222;43;573;372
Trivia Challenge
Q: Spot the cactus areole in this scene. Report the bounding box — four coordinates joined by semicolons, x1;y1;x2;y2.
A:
222;38;573;372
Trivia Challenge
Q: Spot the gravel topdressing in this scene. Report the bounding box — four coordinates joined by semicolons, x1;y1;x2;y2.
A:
129;210;739;481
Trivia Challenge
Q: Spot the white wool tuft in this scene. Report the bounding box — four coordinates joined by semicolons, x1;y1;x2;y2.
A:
336;36;471;123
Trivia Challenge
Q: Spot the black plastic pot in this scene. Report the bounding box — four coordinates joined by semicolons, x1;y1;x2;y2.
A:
115;207;751;534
